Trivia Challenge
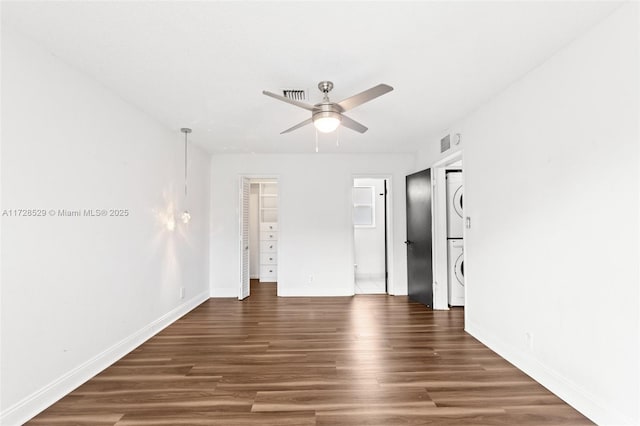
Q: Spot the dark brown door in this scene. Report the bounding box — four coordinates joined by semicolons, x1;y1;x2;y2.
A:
405;169;433;308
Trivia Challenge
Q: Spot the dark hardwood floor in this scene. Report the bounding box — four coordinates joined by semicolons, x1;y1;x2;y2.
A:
28;280;592;425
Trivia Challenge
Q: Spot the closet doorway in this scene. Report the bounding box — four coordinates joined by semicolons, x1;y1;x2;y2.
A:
239;177;278;300
352;176;392;294
431;151;464;310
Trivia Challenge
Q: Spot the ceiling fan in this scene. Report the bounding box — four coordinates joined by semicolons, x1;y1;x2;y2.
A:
263;81;393;134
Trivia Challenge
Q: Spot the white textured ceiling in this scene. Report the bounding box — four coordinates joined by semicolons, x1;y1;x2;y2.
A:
2;1;620;154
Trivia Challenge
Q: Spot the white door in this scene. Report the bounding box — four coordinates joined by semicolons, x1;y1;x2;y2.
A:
353;178;387;294
239;177;250;300
249;184;260;278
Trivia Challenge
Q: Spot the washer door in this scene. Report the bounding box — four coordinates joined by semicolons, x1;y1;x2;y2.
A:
453;185;463;218
454;254;464;286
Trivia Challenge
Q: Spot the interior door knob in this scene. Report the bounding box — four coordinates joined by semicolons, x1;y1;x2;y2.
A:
404;240;412;245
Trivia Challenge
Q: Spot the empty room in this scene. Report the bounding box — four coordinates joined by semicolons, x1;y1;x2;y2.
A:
1;1;638;425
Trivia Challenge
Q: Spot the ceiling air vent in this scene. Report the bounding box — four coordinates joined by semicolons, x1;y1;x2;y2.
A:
440;134;451;153
282;89;307;101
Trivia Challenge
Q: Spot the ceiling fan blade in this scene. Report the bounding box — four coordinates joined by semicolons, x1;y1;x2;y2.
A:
281;118;313;134
263;90;317;112
337;84;394;112
340;115;368;133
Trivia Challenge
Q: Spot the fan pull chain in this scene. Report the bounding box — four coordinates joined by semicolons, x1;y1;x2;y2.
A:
315;129;319;153
336;126;340;147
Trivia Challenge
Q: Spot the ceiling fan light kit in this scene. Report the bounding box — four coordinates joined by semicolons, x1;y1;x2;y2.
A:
313;110;342;133
263;80;393;139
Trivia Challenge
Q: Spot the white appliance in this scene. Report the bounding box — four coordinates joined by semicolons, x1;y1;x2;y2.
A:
446;171;463;238
448;239;465;306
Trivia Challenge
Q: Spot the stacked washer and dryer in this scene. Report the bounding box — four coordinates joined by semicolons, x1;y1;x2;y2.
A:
446;171;465;306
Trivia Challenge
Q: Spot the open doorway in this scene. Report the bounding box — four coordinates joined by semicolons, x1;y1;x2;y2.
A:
239;176;278;300
352;177;392;294
431;152;464;310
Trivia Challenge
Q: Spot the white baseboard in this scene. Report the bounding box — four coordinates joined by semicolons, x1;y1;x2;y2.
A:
465;320;633;426
210;286;238;298
0;291;209;426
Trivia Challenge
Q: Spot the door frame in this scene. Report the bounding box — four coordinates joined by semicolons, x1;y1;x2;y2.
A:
430;151;464;310
351;174;394;295
238;174;280;300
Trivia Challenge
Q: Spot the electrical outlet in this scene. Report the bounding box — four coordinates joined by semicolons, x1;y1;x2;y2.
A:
308;275;313;285
525;332;534;350
179;287;185;300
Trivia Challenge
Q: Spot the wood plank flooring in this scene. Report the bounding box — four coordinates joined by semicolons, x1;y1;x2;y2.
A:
28;281;592;425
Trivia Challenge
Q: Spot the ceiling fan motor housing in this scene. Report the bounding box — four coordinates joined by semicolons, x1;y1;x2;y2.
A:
313;103;343;117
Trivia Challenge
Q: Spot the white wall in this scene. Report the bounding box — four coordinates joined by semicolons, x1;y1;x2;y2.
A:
210;154;414;297
0;29;211;425
416;5;639;425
